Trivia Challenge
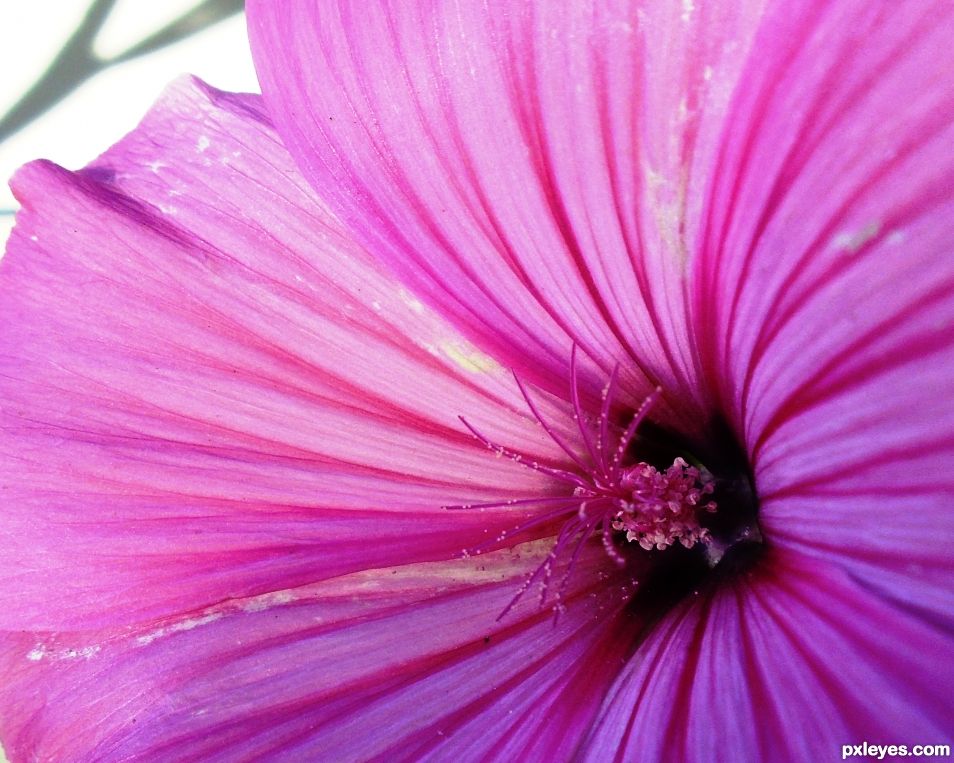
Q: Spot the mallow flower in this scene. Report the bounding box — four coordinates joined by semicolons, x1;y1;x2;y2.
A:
0;1;952;760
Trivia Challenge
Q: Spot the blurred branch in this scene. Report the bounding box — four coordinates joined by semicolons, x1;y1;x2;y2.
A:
0;0;244;144
111;0;244;64
0;0;118;143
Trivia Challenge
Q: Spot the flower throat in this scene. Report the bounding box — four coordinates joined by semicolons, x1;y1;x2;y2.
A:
449;349;761;619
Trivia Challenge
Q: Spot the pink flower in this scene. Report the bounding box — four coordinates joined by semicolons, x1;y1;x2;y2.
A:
1;1;952;760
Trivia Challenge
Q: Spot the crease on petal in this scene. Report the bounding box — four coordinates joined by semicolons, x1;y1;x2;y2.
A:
0;543;635;762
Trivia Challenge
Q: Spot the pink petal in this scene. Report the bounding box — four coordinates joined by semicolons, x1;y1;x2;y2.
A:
690;2;954;624
582;549;953;761
247;0;767;417
0;78;572;630
0;544;634;762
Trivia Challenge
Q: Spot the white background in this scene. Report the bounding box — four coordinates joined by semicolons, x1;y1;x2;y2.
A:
0;0;260;249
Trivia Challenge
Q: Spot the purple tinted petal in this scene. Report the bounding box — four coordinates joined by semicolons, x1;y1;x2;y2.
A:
582;550;952;761
0;545;633;762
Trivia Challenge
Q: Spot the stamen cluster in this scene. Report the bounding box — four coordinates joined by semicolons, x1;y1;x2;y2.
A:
610;458;716;550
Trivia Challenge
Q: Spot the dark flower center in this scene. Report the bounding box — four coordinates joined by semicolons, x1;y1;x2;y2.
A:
624;413;763;618
632;414;762;566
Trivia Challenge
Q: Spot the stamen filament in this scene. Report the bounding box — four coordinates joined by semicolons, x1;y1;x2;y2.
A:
569;345;605;476
512;372;591;474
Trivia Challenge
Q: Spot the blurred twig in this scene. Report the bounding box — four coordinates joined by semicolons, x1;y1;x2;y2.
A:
0;0;244;143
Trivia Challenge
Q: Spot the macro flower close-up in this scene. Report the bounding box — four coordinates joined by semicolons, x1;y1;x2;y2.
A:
0;1;952;761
